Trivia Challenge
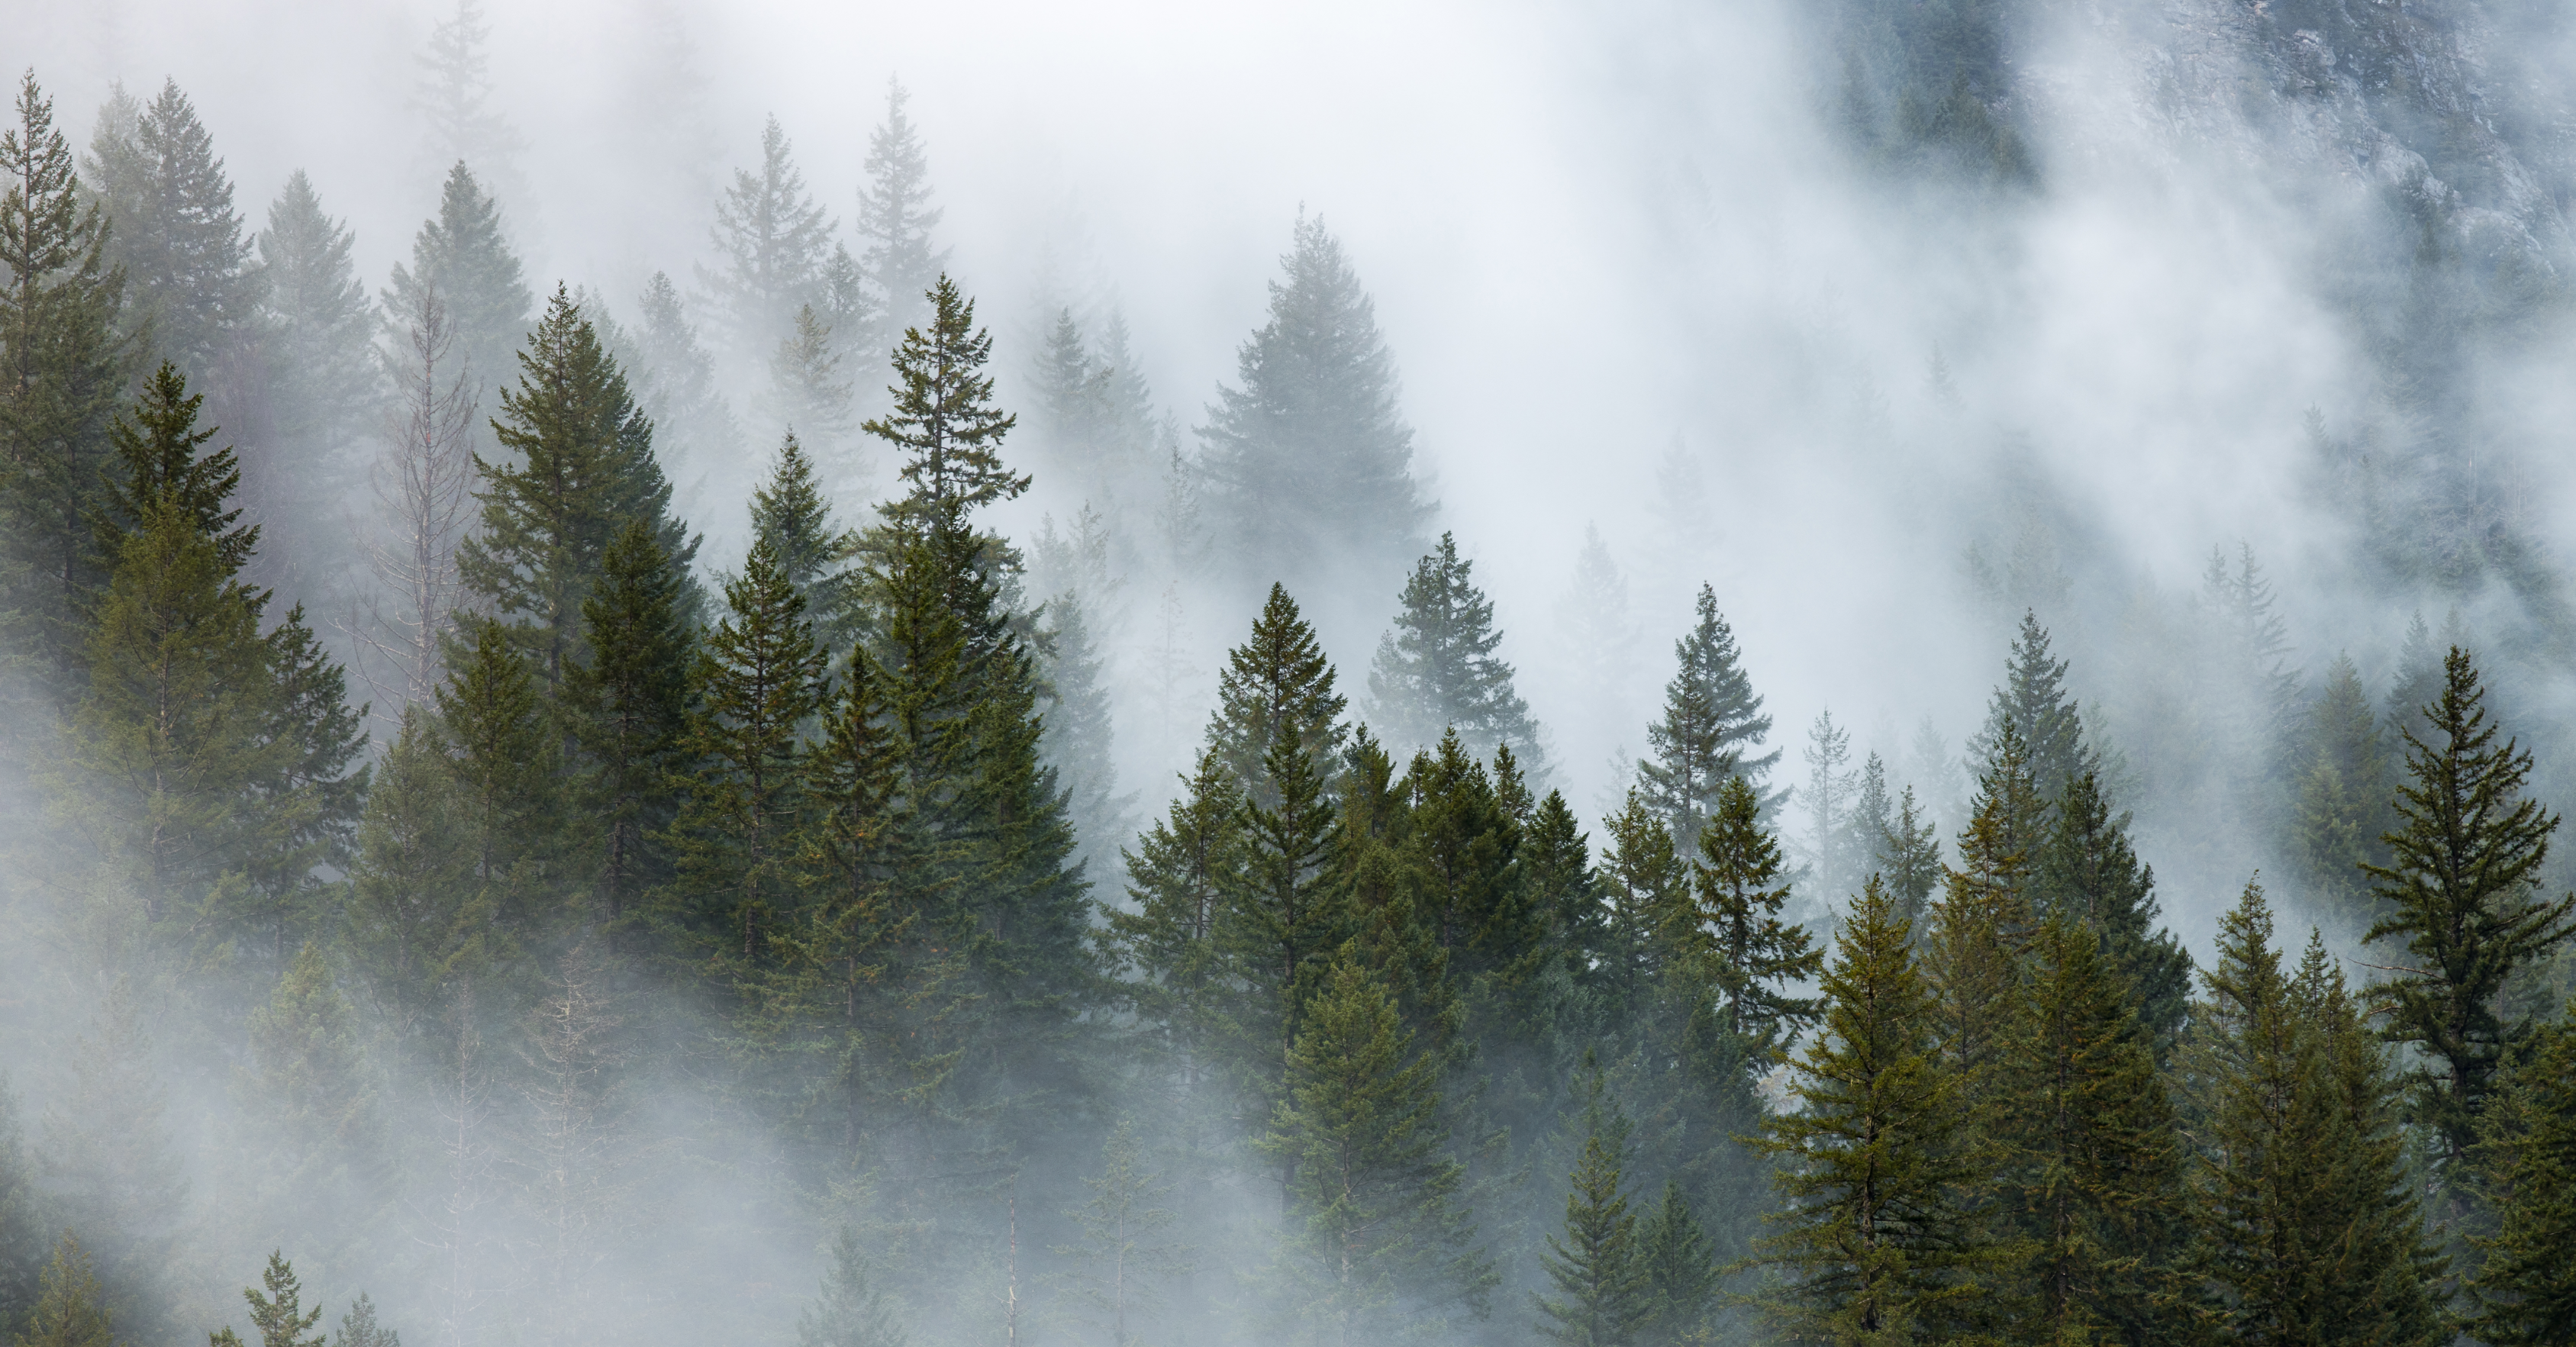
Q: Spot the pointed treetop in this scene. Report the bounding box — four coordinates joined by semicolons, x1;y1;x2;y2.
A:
102;361;256;571
857;78;947;337
865;275;1023;529
1637;583;1778;843
1367;531;1543;772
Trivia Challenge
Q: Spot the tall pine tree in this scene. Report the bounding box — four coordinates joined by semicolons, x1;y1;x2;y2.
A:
1366;531;1545;775
1636;584;1777;844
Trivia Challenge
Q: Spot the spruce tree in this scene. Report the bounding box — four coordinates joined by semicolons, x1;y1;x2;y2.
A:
698;115;839;363
1633;1183;1717;1347
457;285;697;688
0;71;131;697
1594;788;1688;1033
2181;885;2446;1346
1636;584;1778;843
85;79;256;379
1691;775;1823;1052
1752;875;1998;1343
224;1252;323;1347
254;170;378;591
566;520;694;932
96;360;256;569
854;79;947;344
1875;783;1942;939
1366;531;1545;772
749;433;859;652
411;1;527;185
2363;646;2576;1164
1924;720;2042;1123
2030;769;2192;1054
1994;914;2184;1343
671;533;827;969
767;305;860;487
1201;214;1431;601
2468;1004;2576;1345
343;705;485;1037
17;1234;115;1347
382;162;530;402
1112;749;1245;1129
627;271;735;487
1536;1069;1652;1347
1208;582;1349;804
1043;591;1134;881
2292;653;2391;930
1263;947;1491;1335
330;1295;397;1347
863;276;1023;527
432;616;560;939
796;1227;906;1347
1971;609;2093;809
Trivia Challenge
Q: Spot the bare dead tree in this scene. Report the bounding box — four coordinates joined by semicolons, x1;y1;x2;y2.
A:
350;282;478;726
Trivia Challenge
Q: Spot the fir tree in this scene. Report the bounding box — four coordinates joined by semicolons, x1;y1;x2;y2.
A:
457;285;697;688
253;169;377;589
626;271;734;487
2181;885;2447;1346
1264;947;1491;1335
1875;783;1942;939
1367;532;1545;773
1594;788;1687;1031
432;616;560;939
2031;769;2193;1054
566;520;694;931
1049;1120;1188;1346
1043;590;1135;881
411;2;527;186
1536;1069;1652;1347
95;360;256;569
85;79;257;379
797;1227;906;1347
330;1295;397;1347
855;79;947;344
2362;646;2576;1165
1692;775;1823;1053
1112;749;1245;1126
1924;720;2042;1125
1636;584;1778;844
2292;653;2391;930
767;305;861;488
1752;875;1999;1343
699;115;838;362
864;276;1023;527
1208;582;1349;805
343;705;485;1038
1633;1183;1717;1347
1201;214;1431;601
2468;1004;2576;1345
382;162;530;403
17;1234;115;1347
1994;914;2184;1343
672;533;828;968
749;432;859;652
0;71;131;696
1971;609;2093;810
1555;523;1639;769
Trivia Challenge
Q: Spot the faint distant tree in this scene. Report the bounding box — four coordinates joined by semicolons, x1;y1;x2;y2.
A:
698;116;840;366
855;79;948;346
520;945;630;1339
412;1;527;194
353;283;475;723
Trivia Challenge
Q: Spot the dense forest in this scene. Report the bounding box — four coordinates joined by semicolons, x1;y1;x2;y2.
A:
7;0;2576;1345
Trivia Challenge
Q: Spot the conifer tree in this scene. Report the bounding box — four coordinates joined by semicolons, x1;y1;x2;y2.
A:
1027;307;1117;498
1201;214;1431;601
1637;585;1777;843
2292;653;2391;929
1264;947;1491;1334
359;280;475;715
253;170;376;591
1523;790;1599;988
1923;721;2042;1126
343;705;485;1037
797;1227;906;1347
1113;748;1245;1125
1594;788;1687;1030
1050;1120;1188;1346
864;276;1023;528
855;80;947;344
331;1294;397;1347
699;115;839;362
1208;583;1349;804
458;285;697;688
411;2;527;187
2030;769;2192;1053
1875;783;1942;938
1536;1070;1652;1347
95;359;257;568
767;305;860;488
2363;646;2576;1165
432;617;560;938
227;1252;324;1347
1555;524;1639;766
1994;914;2184;1343
382;162;530;403
1367;532;1545;774
748;433;859;651
85;79;257;379
1753;875;1997;1343
566;520;694;931
627;271;734;485
1692;775;1823;1052
1801;710;1859;899
672;533;827;968
18;1234;115;1347
2180;885;2446;1346
1633;1183;1717;1347
1;72;131;696
2468;1004;2576;1345
1971;610;2093;809
1043;591;1134;880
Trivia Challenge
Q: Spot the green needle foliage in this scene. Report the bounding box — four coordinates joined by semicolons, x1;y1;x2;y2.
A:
2363;646;2576;1165
2468;1004;2576;1345
1536;1068;1652;1347
18;1234;117;1347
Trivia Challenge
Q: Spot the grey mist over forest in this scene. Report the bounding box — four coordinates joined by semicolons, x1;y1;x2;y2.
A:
6;0;2576;1345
